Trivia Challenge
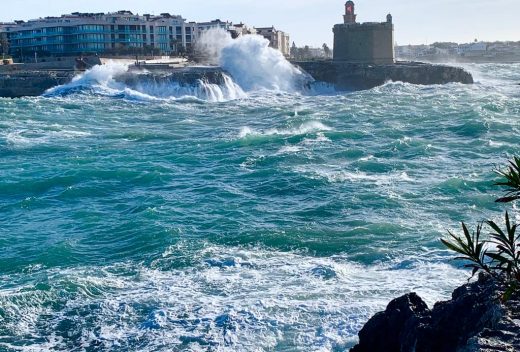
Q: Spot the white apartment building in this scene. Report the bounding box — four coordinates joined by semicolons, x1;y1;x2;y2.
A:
255;27;291;57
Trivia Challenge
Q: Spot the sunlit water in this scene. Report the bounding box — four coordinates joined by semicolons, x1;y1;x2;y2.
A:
0;62;519;351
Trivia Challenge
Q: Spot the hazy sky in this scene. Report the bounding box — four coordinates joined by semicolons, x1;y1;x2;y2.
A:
1;0;519;46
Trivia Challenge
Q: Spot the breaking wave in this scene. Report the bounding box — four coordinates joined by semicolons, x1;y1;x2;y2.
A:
0;245;465;351
44;63;246;103
45;30;313;102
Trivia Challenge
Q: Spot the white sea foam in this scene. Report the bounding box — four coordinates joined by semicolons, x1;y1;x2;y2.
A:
5;128;91;148
44;62;245;103
239;121;332;139
0;245;465;351
44;30;309;102
296;165;414;185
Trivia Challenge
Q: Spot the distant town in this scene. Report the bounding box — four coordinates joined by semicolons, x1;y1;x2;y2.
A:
1;9;519;65
0;11;298;61
396;41;520;63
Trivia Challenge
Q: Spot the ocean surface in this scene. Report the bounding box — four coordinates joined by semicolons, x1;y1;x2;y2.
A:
1;48;520;351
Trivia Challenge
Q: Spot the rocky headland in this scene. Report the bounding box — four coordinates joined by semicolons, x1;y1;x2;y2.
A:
293;60;474;91
0;57;475;98
350;274;520;352
0;63;227;98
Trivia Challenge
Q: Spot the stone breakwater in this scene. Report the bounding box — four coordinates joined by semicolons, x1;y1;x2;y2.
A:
0;70;76;98
350;274;520;352
123;66;229;88
0;66;228;98
0;60;474;98
293;60;474;91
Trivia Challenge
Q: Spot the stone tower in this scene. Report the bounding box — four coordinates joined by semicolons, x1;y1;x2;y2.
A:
333;1;395;64
344;1;357;24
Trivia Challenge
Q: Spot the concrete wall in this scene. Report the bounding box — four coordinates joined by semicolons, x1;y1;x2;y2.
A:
333;23;394;64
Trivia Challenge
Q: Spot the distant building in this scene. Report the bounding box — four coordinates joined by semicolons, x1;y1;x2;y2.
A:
333;1;395;64
1;11;195;57
255;26;290;57
195;19;234;37
0;11;292;59
195;19;257;39
458;42;488;57
231;23;257;38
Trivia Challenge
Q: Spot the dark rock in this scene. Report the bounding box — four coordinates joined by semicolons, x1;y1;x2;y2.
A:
414;274;502;352
292;60;474;91
350;292;429;352
350;274;520;352
121;66;228;88
0;65;227;98
0;70;76;98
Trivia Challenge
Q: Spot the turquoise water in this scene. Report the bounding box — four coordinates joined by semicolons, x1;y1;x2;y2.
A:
0;63;519;351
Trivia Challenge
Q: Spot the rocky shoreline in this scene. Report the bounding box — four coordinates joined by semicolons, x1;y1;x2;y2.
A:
0;58;475;98
350;274;520;352
0;70;76;98
293;60;474;91
0;65;227;98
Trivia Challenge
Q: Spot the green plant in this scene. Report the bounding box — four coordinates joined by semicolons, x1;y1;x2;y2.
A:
486;212;520;282
495;156;520;203
441;156;519;293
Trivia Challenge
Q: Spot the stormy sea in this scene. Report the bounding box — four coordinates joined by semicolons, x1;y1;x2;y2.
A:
1;34;519;351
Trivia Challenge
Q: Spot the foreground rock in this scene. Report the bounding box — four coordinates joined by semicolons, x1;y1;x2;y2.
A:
293;60;474;91
350;274;520;352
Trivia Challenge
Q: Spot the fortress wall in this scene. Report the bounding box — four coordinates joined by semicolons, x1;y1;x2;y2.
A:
333;23;394;64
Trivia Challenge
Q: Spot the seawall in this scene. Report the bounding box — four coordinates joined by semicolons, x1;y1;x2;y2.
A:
293;60;474;91
0;70;76;98
0;57;101;98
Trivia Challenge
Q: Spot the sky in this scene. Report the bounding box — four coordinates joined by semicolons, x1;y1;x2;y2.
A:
1;0;519;47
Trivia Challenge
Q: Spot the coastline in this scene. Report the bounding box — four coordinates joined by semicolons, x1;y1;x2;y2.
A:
350;274;520;352
0;58;475;98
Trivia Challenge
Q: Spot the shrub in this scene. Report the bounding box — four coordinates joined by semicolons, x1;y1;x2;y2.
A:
441;156;519;298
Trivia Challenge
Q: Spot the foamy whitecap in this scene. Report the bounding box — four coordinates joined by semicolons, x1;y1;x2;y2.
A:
296;165;415;185
5;128;91;148
239;121;332;139
0;245;465;351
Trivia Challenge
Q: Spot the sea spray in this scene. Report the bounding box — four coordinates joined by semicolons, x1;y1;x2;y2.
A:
197;28;311;91
44;62;245;102
45;62;129;96
46;30;310;101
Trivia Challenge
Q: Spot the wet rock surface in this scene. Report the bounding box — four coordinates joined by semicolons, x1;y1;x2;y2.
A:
0;70;76;98
0;65;227;98
293;60;474;91
121;66;227;88
350;274;520;352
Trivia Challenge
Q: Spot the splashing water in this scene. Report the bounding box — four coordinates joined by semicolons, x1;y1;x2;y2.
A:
45;62;245;102
45;62;128;96
45;30;310;102
196;28;308;91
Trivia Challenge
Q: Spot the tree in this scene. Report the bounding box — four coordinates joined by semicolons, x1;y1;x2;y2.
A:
303;45;311;60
